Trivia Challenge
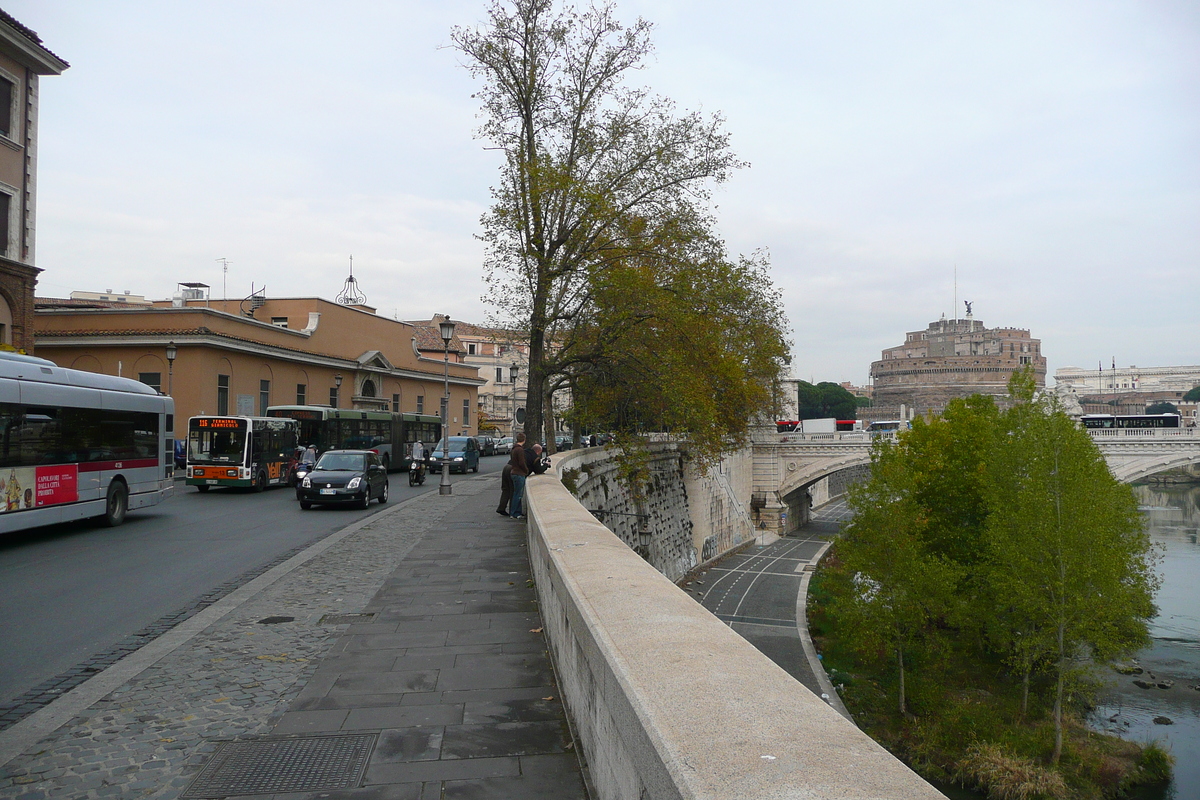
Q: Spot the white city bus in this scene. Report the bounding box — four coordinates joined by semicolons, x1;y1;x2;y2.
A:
0;352;174;533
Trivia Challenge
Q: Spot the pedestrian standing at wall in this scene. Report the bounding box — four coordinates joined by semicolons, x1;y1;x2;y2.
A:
508;432;530;518
496;462;514;517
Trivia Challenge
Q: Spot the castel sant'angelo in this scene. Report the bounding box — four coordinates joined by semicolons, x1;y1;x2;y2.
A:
870;306;1046;416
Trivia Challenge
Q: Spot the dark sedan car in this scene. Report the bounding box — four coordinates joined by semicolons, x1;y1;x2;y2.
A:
297;449;389;509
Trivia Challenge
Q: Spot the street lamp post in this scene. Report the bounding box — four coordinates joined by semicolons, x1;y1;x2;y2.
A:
165;341;177;396
334;374;342;408
438;315;456;496
509;364;519;436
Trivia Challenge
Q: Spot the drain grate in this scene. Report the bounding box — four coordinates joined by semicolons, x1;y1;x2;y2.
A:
181;733;376;797
319;612;376;625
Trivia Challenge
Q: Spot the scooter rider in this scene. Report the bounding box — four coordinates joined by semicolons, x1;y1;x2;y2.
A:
411;441;426;479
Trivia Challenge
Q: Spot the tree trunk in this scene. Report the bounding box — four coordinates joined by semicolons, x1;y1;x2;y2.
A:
543;389;555;452
897;646;907;717
1020;663;1030;723
525;305;548;442
1051;625;1065;765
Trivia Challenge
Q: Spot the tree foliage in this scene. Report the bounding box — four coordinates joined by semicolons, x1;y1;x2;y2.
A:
796;381;858;420
824;369;1158;767
1183;386;1200;403
1145;401;1179;415
452;0;788;454
983;393;1156;764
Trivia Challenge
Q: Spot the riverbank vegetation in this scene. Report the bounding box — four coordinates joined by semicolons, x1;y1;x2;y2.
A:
809;370;1171;798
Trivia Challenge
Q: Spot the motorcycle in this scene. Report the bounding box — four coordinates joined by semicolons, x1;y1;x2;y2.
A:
408;457;426;486
293;461;315;498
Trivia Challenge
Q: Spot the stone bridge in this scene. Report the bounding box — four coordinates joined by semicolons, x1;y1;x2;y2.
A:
752;426;1200;534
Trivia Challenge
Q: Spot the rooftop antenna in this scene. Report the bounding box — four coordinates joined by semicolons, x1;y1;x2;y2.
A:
216;257;230;304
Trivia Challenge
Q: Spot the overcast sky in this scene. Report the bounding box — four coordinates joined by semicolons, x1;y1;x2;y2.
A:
9;0;1198;385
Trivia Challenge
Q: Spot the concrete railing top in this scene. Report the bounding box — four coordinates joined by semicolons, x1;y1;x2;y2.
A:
1087;426;1200;439
526;447;944;800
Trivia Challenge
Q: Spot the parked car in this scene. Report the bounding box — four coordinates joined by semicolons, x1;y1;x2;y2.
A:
554;435;574;451
477;435;496;456
495;437;514;455
296;449;389;509
429;436;480;474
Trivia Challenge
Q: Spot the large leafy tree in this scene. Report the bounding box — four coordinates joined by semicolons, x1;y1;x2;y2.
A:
796;381;858;420
837;438;963;715
984;391;1157;764
569;244;788;464
452;0;783;448
825;369;1158;766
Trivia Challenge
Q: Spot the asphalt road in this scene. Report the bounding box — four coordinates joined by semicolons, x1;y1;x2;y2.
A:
688;500;851;695
0;454;510;711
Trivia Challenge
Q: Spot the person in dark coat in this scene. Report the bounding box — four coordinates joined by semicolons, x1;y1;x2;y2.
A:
508;433;529;518
496;462;513;516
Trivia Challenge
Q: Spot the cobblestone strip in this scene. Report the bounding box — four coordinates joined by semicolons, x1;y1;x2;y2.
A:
0;478;497;800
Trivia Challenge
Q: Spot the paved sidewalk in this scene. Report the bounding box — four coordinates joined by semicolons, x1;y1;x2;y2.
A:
0;476;586;799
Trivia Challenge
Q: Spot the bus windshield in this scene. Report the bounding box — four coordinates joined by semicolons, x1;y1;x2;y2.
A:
188;419;247;465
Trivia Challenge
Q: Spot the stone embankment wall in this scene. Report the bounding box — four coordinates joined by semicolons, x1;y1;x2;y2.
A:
526;445;943;800
559;443;756;581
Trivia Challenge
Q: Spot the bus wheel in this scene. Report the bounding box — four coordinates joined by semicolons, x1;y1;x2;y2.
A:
197;485;210;493
103;480;128;527
255;471;267;492
382;454;390;472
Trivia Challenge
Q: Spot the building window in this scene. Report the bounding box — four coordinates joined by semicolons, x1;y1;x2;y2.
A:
467;343;477;355
361;379;376;397
217;375;229;415
297;383;306;404
271;317;289;328
416;395;424;414
0;191;9;258
329;387;338;407
0;77;11;139
495;367;503;384
259;380;270;415
463;398;470;425
392;393;400;412
139;372;162;394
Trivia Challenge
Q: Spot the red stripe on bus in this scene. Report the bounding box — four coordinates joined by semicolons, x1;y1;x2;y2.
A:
77;458;160;473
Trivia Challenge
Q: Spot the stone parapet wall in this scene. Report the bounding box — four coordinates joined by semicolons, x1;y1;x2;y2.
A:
558;443;756;582
526;449;945;800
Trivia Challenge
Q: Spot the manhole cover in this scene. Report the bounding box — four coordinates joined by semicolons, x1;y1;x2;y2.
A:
319;612;376;625
181;733;376;797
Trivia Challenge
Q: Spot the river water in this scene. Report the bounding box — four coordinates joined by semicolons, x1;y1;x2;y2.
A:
1091;483;1200;799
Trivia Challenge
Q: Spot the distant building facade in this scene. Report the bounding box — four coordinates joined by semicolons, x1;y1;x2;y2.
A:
870;314;1046;416
1054;364;1200;397
34;296;486;437
0;11;67;352
1055;364;1200;425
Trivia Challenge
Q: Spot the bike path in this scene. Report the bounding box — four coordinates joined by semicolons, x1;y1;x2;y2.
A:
688;500;852;718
